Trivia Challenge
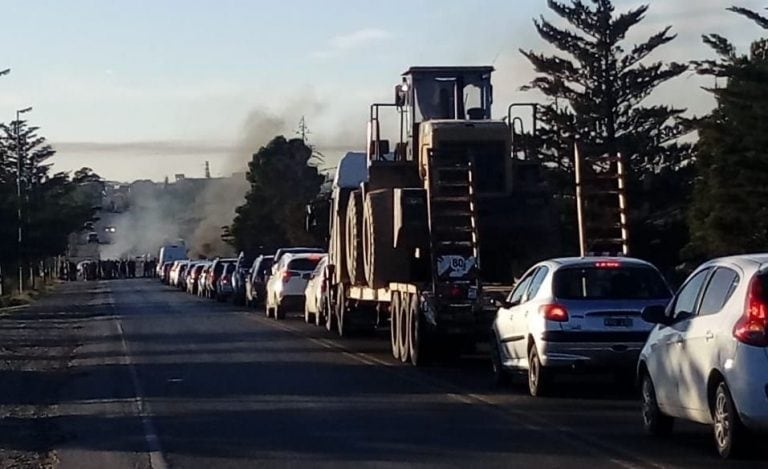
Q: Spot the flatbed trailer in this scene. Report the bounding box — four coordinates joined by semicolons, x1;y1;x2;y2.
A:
334;280;501;364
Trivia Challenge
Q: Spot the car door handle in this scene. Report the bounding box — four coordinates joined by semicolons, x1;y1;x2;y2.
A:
705;331;715;341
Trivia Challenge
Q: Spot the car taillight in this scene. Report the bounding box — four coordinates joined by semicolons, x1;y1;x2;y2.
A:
282;271;293;282
734;276;768;347
540;304;569;322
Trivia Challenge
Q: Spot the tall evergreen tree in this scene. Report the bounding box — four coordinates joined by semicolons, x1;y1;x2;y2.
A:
230;136;324;255
687;7;768;259
0;119;101;291
521;0;691;271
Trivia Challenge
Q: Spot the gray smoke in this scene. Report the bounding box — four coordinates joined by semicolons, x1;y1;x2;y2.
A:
94;94;352;261
98;181;185;260
187;98;326;259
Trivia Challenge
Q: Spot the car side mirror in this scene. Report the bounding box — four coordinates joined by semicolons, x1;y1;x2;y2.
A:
641;305;671;326
494;299;514;309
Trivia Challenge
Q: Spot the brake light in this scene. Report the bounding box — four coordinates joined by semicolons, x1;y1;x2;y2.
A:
734;276;768;347
282;271;293;282
595;261;621;268
540;304;569;322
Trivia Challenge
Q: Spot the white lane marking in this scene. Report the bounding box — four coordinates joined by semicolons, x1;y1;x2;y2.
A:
111;295;169;469
247;313;671;469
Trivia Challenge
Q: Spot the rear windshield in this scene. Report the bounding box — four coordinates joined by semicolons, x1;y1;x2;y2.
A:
258;259;274;275
288;258;321;272
225;264;235;274
554;266;671;300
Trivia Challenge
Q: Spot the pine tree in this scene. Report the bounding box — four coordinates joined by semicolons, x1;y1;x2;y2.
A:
230;136;324;255
0;118;101;291
687;7;768;259
521;0;691;269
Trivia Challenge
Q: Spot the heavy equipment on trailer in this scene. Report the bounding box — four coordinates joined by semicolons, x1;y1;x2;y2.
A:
316;66;554;365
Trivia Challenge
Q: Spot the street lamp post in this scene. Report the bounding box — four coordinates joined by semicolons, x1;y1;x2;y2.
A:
0;68;7;297
16;106;32;294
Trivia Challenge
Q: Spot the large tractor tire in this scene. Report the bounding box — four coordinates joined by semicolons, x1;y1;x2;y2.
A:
345;191;365;285
362;189;408;289
331;202;350;284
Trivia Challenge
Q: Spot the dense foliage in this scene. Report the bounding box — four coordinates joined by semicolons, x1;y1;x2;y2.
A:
0;119;102;291
520;0;693;273
230;136;324;255
686;7;768;260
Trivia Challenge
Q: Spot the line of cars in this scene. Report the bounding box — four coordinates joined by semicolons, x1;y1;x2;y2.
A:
159;250;768;459
160;247;329;320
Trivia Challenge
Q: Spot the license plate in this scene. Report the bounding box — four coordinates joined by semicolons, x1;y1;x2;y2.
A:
604;317;633;327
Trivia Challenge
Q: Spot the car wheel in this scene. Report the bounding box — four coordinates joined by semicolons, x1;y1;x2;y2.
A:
640;371;674;436
527;345;550;397
713;381;747;459
275;303;286;320
490;335;510;386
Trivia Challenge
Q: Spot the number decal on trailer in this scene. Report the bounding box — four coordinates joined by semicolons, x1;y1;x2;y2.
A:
437;256;476;278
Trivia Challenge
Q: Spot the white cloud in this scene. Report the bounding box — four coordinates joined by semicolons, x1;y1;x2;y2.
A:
312;28;392;59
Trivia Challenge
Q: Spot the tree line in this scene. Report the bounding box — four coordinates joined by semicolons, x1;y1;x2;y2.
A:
226;1;768;283
0;118;102;295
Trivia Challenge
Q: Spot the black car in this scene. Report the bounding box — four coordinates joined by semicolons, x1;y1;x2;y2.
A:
208;257;237;300
231;251;256;306
245;255;274;307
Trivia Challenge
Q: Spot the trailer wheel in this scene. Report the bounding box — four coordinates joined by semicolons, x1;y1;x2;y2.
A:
390;292;401;360
326;285;337;332
336;282;352;337
398;293;410;363
408;292;426;366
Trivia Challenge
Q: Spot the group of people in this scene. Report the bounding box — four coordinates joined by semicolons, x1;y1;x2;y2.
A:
60;258;159;281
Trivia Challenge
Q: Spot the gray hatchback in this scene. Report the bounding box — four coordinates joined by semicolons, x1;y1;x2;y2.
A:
491;257;672;396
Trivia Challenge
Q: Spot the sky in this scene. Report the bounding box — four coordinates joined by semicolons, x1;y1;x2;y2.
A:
0;0;764;182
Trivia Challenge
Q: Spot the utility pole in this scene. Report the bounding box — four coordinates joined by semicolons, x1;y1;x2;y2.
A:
16;106;32;294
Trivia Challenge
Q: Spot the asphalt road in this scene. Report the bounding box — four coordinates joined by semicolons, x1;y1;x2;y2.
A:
3;279;766;468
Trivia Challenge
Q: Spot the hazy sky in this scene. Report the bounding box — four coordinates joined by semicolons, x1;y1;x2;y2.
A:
0;0;763;181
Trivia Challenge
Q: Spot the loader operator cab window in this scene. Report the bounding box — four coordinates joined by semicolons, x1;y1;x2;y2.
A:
412;72;492;123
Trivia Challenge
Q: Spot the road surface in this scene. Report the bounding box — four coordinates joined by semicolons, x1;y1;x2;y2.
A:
1;279;765;468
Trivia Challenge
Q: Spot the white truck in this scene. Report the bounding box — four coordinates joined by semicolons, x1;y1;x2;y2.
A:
157;243;187;276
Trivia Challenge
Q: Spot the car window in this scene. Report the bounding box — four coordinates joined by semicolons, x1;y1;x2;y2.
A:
698;267;740;316
526;266;549;300
672;268;711;320
288;258;321;272
507;269;537;306
553;265;670;300
311;259;327;277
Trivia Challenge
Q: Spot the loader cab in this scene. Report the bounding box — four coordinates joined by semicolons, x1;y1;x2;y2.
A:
400;66;493;124
368;66;495;164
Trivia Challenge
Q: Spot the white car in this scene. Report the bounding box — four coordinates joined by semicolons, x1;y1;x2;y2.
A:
491;257;671;397
638;254;768;459
266;253;324;320
304;256;329;326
